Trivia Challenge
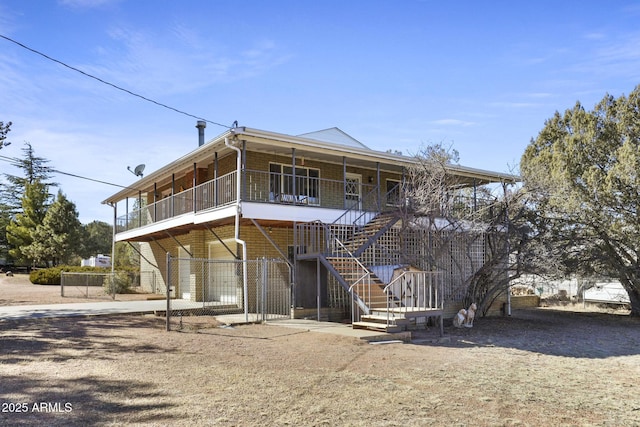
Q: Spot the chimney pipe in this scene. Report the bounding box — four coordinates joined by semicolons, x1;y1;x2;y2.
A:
196;120;206;146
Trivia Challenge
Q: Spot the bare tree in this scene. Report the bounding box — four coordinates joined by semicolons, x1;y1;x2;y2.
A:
396;144;531;315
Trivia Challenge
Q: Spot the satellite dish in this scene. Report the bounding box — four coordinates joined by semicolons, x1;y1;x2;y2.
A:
127;164;145;178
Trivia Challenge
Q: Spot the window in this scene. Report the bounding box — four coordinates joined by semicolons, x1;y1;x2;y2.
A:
269;163;320;205
386;179;402;207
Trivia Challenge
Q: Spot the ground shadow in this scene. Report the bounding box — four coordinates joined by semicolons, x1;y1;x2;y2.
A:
413;308;640;359
0;374;178;426
0;315;168;364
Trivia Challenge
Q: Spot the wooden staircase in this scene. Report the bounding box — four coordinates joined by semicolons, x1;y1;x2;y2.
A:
325;256;388;309
300;210;444;335
354;307;444;334
341;212;400;256
327;212;442;334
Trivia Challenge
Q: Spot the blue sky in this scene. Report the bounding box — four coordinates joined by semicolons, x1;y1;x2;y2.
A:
1;0;640;224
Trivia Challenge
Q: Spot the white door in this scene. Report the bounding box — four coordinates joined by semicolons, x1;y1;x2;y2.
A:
178;247;191;299
345;173;362;209
208;240;238;303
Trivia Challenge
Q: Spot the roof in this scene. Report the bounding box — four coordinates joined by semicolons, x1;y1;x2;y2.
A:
102;126;519;204
297;127;370;150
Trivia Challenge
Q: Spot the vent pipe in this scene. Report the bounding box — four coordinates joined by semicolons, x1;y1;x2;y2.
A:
196;120;206;146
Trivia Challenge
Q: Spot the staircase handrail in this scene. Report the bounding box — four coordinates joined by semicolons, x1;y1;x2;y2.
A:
322;222;375;321
332;184;379;227
382;270;443;327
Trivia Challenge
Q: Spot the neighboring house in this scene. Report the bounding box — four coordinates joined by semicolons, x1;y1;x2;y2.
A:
80;254;111;268
103;125;515;332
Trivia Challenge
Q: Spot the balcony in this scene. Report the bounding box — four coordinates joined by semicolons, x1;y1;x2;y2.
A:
114;169;500;235
116;170;381;233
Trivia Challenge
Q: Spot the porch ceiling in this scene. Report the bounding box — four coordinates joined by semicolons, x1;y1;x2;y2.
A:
116;217;293;243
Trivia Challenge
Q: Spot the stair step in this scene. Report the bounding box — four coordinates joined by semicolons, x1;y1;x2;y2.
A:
371;308;444;318
361;315;410;326
352;321;403;333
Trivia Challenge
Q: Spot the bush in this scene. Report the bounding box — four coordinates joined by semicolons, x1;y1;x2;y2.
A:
103;271;133;294
30;266;112;285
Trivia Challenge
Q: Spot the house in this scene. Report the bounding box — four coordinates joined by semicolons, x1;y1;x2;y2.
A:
80;254;111;268
102;125;516;332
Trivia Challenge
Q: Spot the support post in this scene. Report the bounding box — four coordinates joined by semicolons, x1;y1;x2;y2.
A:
317;257;321;321
166;252;171;332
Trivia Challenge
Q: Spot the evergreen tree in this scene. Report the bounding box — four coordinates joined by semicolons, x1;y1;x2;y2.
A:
521;85;640;316
23;190;82;266
1;142;56;215
0;121;11;150
80;220;113;258
6;180;50;265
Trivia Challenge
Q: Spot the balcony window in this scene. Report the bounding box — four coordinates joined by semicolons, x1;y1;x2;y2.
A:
269;163;320;205
386;179;402;207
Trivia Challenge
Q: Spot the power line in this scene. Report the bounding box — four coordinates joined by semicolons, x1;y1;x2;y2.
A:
0;34;232;130
0;154;137;191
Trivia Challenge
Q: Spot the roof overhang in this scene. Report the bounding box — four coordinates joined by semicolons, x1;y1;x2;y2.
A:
102;126;519;204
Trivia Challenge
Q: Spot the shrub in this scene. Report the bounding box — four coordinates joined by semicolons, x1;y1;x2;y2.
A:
30;266;111;285
103;271;133;294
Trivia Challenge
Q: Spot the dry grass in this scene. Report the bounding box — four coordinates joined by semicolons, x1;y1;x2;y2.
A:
1;274;640;426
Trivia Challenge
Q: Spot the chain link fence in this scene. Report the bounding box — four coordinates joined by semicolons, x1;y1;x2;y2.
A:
61;272;117;299
164;256;291;331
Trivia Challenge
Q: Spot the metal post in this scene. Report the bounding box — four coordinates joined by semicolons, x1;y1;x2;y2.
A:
292;148;296;204
376;162;381;211
214;152;218;207
138;191;142;228
503;182;512;316
166;252;171;331
111;202;116;276
171;174;175;217
343;157;347;209
193;162;197;213
317;257;321;321
153;183;157;221
262;257;268;322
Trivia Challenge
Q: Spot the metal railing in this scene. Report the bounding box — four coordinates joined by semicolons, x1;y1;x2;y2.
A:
383;270;444;326
116;170;383;233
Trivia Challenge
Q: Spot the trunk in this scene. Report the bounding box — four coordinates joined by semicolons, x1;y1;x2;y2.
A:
619;276;640;317
626;285;640;317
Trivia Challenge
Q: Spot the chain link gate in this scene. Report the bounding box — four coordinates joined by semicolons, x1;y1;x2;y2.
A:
164;255;291;330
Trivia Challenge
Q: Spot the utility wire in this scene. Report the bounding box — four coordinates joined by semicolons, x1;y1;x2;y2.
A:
0;154;138;191
0;34;232;129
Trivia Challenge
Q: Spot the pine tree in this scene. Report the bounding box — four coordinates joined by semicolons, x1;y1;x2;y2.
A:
23;191;82;266
6;180;50;265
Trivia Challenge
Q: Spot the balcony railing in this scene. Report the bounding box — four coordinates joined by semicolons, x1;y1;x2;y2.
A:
115;170;379;233
115;168;500;234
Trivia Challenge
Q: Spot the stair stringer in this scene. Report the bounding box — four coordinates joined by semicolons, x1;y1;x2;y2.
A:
352;213;402;258
318;254;370;315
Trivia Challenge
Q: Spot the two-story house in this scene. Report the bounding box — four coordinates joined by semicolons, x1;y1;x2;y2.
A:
103;125;516;332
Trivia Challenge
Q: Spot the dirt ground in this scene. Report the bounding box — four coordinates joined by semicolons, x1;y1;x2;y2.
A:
1;274;640;426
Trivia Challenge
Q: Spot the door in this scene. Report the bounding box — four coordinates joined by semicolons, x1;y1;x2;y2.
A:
208;240;238;304
345;173;362;209
178;247;191;299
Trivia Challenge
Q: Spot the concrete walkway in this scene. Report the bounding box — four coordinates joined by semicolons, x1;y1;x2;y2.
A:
0;300;170;321
0;300;406;342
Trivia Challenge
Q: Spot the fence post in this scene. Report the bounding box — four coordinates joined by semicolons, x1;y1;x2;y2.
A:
166;252;171;332
261;257;268;322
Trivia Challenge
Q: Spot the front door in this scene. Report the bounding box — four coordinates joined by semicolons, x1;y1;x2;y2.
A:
345;173;362;209
208;240;238;304
178;247;191;300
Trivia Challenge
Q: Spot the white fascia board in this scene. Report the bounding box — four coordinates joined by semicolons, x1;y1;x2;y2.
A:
240;202;343;223
193;205;238;225
114;213;196;242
